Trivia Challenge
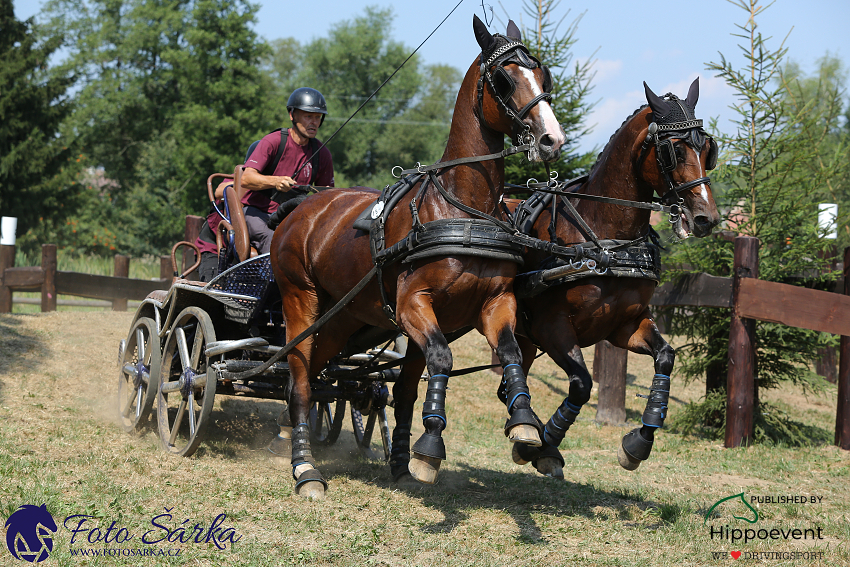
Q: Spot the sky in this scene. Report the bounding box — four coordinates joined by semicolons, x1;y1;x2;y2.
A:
14;0;850;153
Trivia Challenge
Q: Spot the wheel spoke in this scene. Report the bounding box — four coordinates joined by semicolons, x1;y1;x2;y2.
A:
170;399;187;446
122;363;137;376
176;327;191;370
188;390;196;437
136;328;146;363
134;384;143;419
191;325;204;369
121;387;137;417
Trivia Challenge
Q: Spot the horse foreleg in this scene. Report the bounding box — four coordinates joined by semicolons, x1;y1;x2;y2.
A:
480;296;542;447
608;310;674;470
389;343;426;482
397;298;452;484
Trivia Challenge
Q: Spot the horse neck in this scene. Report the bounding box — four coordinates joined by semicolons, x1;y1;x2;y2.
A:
426;64;505;218
572;119;655;241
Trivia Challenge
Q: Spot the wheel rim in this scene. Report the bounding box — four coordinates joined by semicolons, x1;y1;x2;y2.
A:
156;307;217;456
118;317;160;433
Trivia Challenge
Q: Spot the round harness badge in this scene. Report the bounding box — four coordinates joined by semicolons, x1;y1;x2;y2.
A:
371;201;385;219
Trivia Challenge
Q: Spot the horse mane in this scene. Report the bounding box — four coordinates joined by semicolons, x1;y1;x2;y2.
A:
588;104;649;177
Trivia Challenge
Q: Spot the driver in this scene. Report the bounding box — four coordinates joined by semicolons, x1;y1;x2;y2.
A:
241;87;335;254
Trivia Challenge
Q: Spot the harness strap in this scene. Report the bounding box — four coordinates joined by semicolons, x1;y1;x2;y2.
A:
396;143;532;177
428;172;517;234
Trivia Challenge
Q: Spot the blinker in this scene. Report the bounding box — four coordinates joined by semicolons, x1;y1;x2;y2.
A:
657;139;677;173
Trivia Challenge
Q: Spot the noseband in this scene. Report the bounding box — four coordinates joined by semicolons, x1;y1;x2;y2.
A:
476;37;554;144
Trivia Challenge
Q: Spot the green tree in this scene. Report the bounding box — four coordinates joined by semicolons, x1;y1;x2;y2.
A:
42;0;274;255
500;0;596;186
297;7;432;188
666;0;848;445
0;0;78;252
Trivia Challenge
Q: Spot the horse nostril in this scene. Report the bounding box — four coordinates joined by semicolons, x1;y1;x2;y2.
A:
539;134;556;149
694;215;717;230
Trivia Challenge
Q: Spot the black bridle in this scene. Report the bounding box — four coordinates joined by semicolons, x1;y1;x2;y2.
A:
476;37;554;145
639;117;717;209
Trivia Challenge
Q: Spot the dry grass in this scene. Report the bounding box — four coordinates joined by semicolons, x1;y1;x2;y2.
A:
0;311;848;566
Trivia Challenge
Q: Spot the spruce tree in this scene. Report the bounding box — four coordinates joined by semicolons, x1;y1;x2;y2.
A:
666;0;848;445
0;0;77;250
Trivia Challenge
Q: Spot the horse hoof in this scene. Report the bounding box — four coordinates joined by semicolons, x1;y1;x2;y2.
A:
295;481;326;501
267;434;292;458
618;444;642;471
508;424;542;447
408;452;441;484
511;443;529;465
535;457;564;480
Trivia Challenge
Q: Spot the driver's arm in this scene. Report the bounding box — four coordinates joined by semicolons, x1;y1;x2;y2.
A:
241;167;297;193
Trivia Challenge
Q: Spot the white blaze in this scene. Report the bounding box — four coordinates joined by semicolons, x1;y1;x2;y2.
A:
518;66;564;145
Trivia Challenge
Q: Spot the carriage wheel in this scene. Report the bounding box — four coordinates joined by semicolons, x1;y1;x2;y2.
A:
156;307;218;457
308;400;346;445
351;407;392;462
117;317;161;433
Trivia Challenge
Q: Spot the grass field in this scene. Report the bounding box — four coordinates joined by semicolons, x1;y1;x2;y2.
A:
0;311;847;566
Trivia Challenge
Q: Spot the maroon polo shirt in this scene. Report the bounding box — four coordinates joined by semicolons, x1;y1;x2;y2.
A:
241;129;335;214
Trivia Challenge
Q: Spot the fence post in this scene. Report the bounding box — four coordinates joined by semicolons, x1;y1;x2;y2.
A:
725;235;759;448
0;243;14;313
593;340;627;425
836;246;850;450
160;255;173;281
40;244;57;312
183;215;204;280
112;254;130;311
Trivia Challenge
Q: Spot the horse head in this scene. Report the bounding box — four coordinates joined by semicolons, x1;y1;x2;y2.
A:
473;15;566;162
639;78;720;238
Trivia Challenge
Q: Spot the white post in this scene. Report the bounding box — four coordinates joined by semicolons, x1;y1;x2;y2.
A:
819;203;838;240
0;217;17;245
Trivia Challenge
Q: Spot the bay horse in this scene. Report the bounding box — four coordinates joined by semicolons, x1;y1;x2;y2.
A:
509;78;720;477
270;16;566;498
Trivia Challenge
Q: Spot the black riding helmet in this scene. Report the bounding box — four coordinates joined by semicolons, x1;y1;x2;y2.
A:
287;87;328;125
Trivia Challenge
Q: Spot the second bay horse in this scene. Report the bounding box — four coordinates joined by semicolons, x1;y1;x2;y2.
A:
510;78;720;477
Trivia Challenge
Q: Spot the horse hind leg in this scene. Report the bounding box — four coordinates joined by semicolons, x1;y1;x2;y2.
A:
609;313;674;471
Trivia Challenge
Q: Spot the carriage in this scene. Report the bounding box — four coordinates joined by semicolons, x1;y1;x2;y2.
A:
116;169;406;461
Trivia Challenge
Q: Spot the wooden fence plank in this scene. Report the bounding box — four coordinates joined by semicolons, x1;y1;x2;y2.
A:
737;278;850;336
650;273;732;308
55;272;168;301
3;267;44;288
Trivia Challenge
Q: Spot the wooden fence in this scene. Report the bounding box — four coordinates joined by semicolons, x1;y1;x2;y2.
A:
592;235;850;451
0;216;205;312
2;223;848;450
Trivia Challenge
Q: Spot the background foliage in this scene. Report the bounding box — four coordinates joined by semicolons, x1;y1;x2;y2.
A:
665;0;850;444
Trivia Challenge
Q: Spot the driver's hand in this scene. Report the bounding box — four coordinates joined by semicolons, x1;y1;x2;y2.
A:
275;176;296;192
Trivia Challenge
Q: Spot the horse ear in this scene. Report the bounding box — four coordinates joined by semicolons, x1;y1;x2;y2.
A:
473;15;496;52
644;81;671;117
686;77;699;109
506;20;521;40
